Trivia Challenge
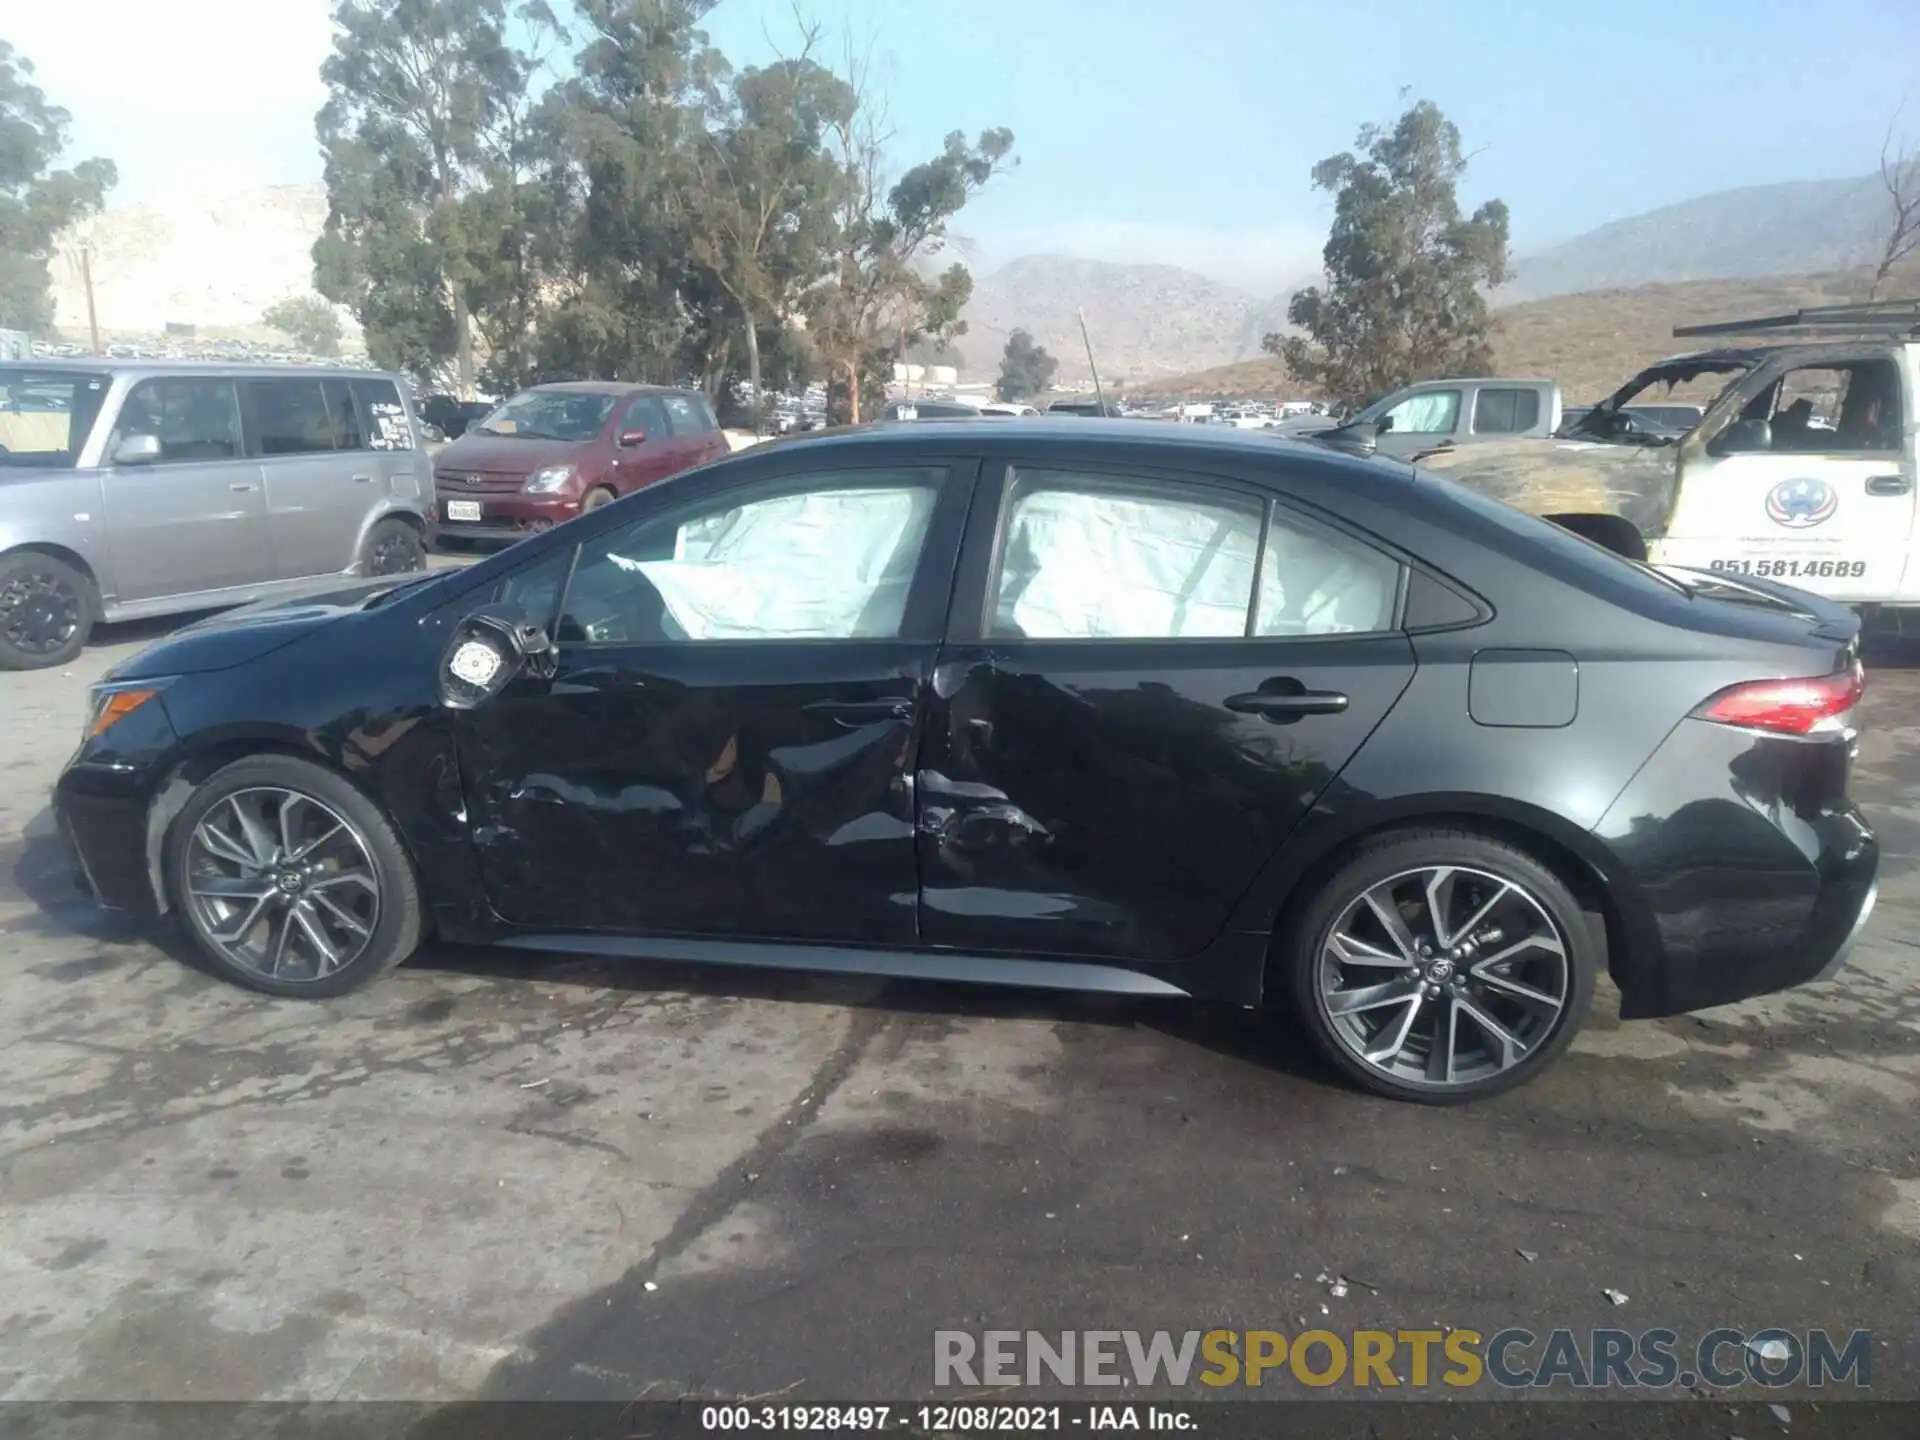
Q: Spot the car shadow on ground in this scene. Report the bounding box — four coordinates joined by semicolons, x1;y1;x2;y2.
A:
6;800;1348;1094
409;937;1350;1092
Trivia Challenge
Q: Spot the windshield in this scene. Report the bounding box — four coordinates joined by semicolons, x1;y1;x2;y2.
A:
1567;359;1754;442
475;389;616;443
0;369;111;468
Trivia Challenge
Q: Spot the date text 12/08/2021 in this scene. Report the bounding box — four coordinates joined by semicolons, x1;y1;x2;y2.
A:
1706;558;1867;579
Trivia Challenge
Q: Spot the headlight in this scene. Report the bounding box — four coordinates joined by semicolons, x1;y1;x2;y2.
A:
83;680;168;741
523;463;576;494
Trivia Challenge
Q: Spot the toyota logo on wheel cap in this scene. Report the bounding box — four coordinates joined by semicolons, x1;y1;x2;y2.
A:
1765;477;1838;529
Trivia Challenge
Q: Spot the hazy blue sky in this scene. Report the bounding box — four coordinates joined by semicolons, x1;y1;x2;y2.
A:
13;0;1920;294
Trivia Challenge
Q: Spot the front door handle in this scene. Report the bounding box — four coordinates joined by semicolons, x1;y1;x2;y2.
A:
229;482;256;492
1224;688;1350;718
352;473;374;483
1866;474;1912;496
802;697;914;728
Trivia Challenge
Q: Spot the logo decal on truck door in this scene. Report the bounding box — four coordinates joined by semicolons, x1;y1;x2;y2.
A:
1765;477;1838;529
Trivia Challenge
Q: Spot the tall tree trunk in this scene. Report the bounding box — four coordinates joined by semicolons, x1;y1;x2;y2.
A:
743;307;763;432
453;287;475;400
843;356;861;425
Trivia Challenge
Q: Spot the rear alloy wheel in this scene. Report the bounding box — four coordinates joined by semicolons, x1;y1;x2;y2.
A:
1286;831;1595;1103
0;551;93;670
581;485;617;513
361;517;427;576
167;755;425;997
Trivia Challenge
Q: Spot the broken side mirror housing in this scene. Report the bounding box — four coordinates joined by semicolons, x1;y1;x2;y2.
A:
437;603;557;710
1710;417;1773;456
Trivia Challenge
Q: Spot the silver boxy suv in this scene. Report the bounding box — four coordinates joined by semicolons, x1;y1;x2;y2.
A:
0;362;432;669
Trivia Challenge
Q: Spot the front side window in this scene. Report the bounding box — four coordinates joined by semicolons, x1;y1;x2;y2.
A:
476;388;617;443
661;393;704;434
1379;390;1461;436
111;377;243;463
1765;361;1903;453
249;378;336;455
0;368;110;468
550;468;943;644
622;395;669;437
990;471;1262;639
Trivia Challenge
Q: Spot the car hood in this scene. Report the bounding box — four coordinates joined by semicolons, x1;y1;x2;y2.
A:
433;431;595;475
1414;436;1682;538
103;573;446;681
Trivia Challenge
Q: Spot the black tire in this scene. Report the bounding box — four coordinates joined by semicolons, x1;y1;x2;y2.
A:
164;754;426;998
1281;828;1596;1104
361;517;427;576
0;550;94;671
581;485;617;513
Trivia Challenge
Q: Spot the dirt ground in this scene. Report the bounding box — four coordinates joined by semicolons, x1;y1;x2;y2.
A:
1;618;1915;1412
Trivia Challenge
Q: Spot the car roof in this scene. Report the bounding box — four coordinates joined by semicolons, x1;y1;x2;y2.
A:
749;416;1421;491
1;357;407;382
530;380;695;396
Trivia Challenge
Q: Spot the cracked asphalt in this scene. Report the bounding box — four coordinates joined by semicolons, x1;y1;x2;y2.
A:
1;615;1917;1414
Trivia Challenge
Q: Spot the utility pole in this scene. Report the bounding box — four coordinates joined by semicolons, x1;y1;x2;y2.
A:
79;242;102;356
1077;307;1107;414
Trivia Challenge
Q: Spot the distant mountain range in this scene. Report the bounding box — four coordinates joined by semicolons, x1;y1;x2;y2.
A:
1507;174;1891;299
46;171;1907;385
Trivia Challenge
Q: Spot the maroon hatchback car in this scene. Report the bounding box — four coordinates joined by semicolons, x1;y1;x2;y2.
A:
431;382;731;546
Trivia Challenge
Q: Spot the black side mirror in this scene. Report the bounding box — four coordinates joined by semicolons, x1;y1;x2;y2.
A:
437;604;557;710
1710;417;1772;456
1374;413;1394;434
1310;419;1380;457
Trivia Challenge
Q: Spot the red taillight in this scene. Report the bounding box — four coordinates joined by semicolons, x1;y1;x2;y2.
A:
1692;662;1865;736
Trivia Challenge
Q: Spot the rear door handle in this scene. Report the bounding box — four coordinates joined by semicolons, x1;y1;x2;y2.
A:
229;482;256;492
352;473;374;483
1224;689;1350;717
1866;474;1912;496
803;697;915;727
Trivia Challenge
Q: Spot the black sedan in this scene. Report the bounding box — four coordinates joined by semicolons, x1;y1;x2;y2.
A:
53;420;1877;1102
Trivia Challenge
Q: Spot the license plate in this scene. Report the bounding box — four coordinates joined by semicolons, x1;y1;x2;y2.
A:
443;500;482;522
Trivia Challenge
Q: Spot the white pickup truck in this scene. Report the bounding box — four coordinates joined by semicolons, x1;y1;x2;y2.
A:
1415;302;1920;612
1284;376;1562;460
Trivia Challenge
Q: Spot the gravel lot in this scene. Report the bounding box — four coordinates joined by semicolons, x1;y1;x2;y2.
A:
1;611;1916;1409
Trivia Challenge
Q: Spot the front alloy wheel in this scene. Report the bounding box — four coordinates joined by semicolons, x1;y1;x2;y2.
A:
183;788;381;984
167;754;426;997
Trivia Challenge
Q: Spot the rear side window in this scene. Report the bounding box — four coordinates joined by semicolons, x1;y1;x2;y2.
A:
113;377;244;463
249;378;335;455
990;471;1263;639
695;395;719;431
1473;388;1542;435
351;378;416;451
322;378;364;449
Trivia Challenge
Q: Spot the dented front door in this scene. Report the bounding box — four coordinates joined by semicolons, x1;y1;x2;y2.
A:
453;458;979;942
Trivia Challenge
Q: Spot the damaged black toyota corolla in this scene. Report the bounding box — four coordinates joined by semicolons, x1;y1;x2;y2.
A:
53;420;1878;1102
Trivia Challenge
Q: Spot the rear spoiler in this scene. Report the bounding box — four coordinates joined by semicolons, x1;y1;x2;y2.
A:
1656;566;1860;644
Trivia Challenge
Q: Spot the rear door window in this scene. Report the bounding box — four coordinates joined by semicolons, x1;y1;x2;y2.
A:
248;378;336;455
322;379;365;449
1472;388;1541;435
